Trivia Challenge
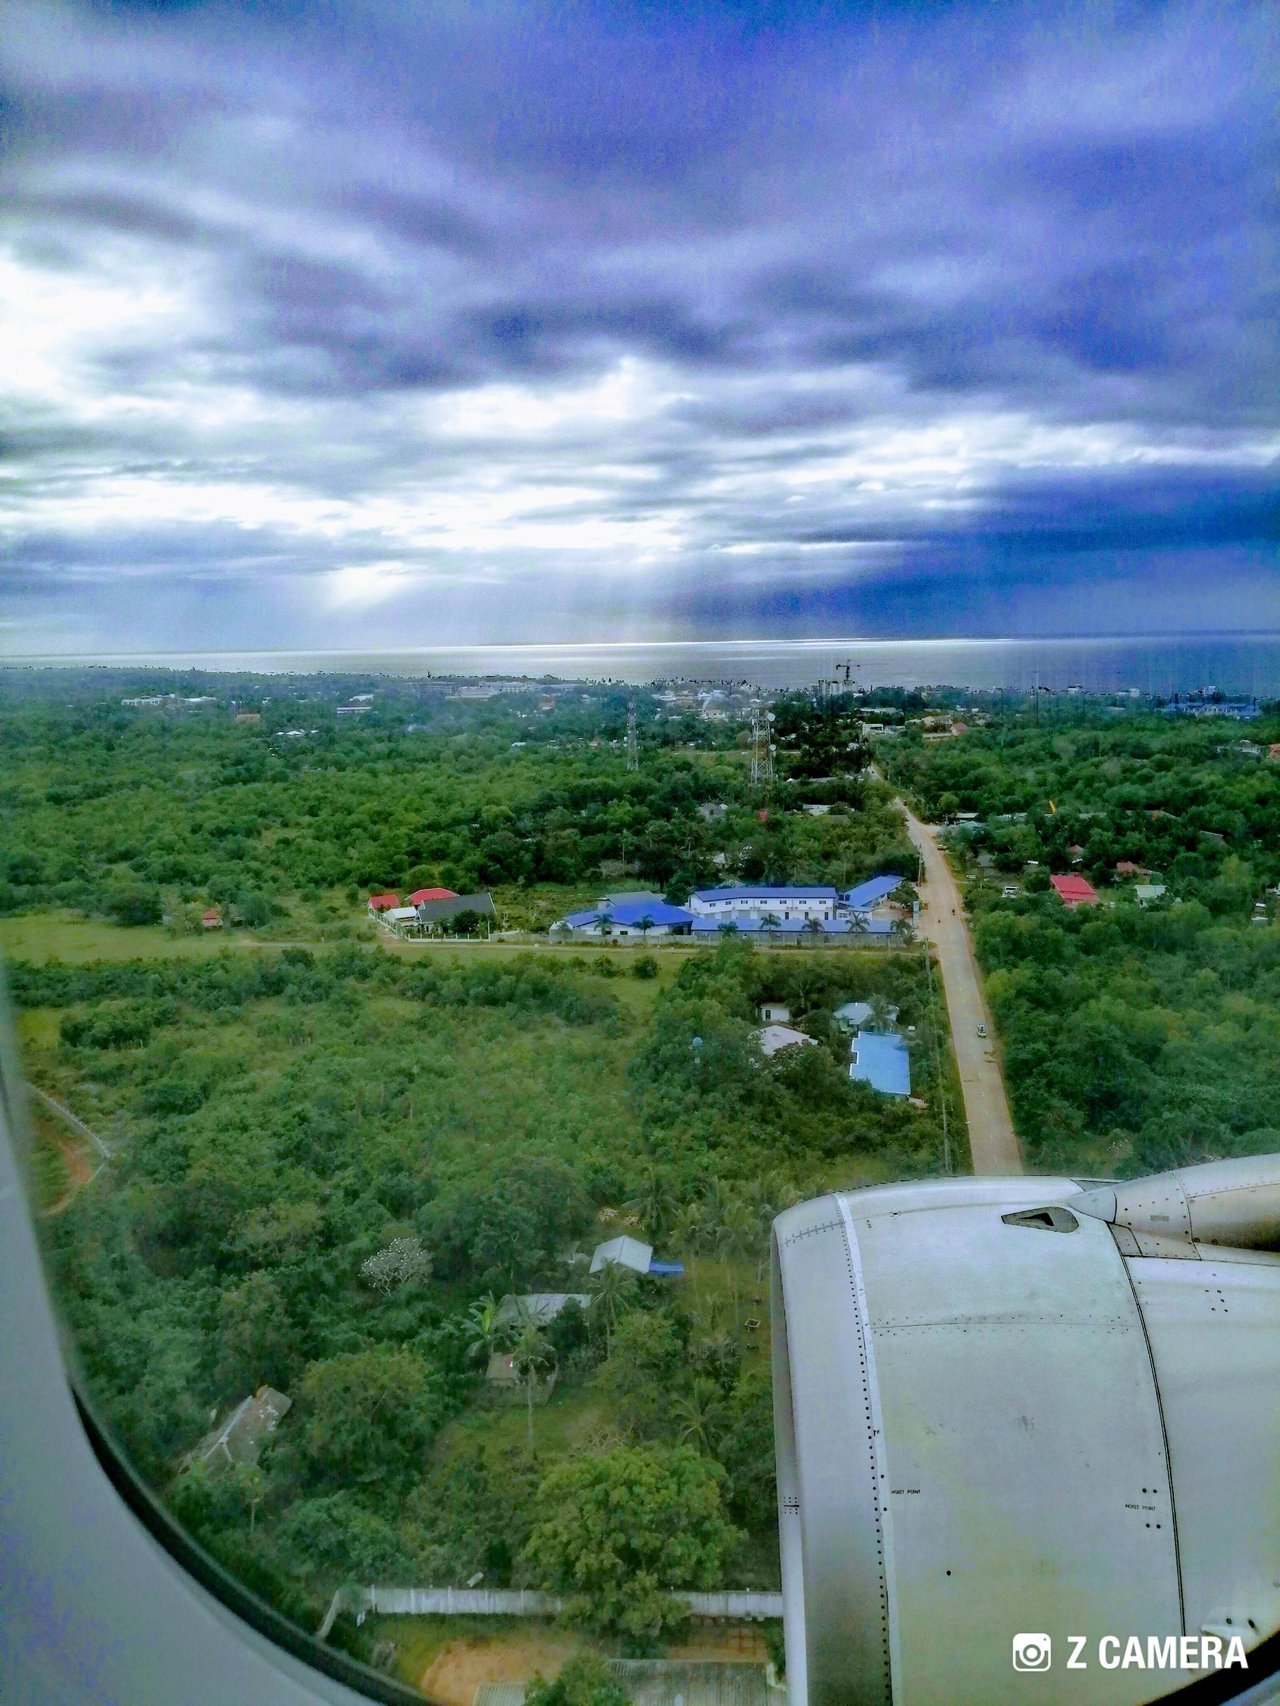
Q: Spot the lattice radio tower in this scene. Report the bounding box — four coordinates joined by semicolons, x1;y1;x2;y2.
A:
625;699;639;772
750;705;775;788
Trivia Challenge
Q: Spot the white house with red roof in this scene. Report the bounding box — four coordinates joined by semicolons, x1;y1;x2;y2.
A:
367;892;399;914
406;887;458;905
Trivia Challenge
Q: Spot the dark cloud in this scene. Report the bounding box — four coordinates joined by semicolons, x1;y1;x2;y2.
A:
0;0;1275;652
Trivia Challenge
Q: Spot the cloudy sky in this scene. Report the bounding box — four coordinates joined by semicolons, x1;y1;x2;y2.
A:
1;0;1276;655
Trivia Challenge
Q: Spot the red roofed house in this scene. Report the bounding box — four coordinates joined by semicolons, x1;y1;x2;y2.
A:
1115;861;1150;878
406;887;459;905
367;893;399;914
201;907;222;930
1050;873;1101;909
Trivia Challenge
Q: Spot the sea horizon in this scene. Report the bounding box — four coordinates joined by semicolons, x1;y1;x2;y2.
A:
5;630;1280;696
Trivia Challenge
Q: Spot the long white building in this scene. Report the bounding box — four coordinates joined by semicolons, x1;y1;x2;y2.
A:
687;885;841;922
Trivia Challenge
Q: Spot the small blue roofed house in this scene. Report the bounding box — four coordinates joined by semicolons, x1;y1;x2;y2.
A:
842;875;903;911
849;1031;911;1097
554;899;694;938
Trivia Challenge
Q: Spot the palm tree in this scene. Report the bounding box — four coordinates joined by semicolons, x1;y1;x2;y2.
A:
670;1377;723;1453
592;913;613;941
463;1293;510;1369
846;910;869;942
868;993;895;1033
637;914;655;944
624;1166;677;1241
697;1180;754;1328
803;916;825;947
587;1260;636;1356
743;1174;794;1292
759;911;782;946
716;920;740;939
717;1195;758;1328
671;1199;709;1304
891;918;915;947
509;1319;557;1453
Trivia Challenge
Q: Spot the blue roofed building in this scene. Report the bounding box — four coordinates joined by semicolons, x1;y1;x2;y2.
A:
551;898;694;938
842;875;903;911
688;885;840;922
849;1031;911;1096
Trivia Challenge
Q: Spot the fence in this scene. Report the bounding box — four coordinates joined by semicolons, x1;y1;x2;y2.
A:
318;1584;784;1638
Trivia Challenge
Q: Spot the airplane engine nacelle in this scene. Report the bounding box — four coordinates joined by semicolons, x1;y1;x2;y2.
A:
772;1158;1280;1706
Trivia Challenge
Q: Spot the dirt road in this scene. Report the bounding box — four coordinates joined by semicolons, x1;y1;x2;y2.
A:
25;1084;113;1160
897;801;1023;1176
41;1135;94;1217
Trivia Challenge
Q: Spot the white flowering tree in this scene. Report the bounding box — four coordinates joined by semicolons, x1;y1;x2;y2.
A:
359;1236;432;1295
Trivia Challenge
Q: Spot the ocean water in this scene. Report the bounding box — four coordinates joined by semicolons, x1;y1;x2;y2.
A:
10;633;1280;696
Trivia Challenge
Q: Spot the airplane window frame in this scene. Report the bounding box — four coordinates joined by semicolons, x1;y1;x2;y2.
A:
0;997;434;1706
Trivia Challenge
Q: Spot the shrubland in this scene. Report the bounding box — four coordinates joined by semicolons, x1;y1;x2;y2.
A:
21;936;948;1642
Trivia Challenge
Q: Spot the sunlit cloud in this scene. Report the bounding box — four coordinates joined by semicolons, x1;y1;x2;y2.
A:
0;0;1274;652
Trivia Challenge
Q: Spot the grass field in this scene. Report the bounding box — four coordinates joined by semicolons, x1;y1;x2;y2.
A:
435;1384;612;1461
0;912;279;963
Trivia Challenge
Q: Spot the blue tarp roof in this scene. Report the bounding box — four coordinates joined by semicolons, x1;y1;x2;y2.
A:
608;900;693;926
843;875;903;909
690;885;840;903
562;901;693;928
849;1031;911;1096
648;1260;685;1276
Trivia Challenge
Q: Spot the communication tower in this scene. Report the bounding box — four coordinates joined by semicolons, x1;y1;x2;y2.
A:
750;705;776;788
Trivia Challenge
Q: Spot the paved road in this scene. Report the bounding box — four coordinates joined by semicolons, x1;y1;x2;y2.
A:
896;801;1023;1176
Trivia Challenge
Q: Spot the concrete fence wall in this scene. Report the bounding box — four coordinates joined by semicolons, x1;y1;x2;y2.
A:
319;1584;783;1637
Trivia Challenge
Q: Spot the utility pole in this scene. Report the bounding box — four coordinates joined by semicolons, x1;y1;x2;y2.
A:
625;699;639;772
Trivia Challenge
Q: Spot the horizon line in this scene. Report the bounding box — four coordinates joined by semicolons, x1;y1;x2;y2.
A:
5;628;1280;664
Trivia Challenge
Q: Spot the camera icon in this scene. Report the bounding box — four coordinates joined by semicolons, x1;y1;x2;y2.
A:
1012;1634;1053;1672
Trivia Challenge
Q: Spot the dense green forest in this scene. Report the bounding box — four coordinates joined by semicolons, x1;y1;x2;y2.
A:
884;712;1280;1175
0;674;908;928
17;671;1280;1665
19;939;949;1643
0;669;946;1654
886;711;1280;900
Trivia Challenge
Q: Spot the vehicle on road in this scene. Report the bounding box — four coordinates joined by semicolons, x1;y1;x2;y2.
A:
976;1023;987;1037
